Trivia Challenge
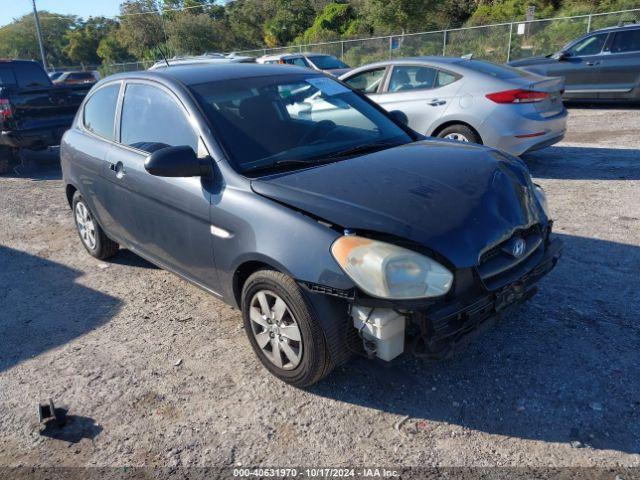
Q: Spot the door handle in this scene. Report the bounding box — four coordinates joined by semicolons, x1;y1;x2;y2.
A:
586;61;600;66
428;99;446;106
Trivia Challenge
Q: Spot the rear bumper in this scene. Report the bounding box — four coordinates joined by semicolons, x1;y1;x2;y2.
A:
0;124;70;149
481;108;568;157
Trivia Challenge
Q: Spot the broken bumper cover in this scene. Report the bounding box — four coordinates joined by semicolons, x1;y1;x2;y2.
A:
412;237;563;357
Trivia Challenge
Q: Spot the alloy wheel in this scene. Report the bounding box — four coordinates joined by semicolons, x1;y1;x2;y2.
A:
444;132;470;142
249;290;303;370
75;201;97;250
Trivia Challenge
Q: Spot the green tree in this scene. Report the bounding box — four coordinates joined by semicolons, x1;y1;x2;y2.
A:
118;0;166;59
0;11;76;67
263;0;315;47
299;3;361;43
167;12;233;54
65;17;119;66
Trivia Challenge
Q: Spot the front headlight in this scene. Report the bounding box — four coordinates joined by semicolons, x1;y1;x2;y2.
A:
534;184;550;218
331;235;453;300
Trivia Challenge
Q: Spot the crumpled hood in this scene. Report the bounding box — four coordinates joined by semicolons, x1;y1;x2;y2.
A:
251;140;544;268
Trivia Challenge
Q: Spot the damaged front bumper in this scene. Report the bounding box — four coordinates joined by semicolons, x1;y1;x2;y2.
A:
307;235;563;362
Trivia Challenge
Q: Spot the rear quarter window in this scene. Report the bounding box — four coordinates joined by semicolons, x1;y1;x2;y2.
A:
83;83;121;140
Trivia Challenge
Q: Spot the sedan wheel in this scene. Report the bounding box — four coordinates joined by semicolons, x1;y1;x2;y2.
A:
249;290;303;370
444;132;469;142
75;201;97;250
71;191;119;259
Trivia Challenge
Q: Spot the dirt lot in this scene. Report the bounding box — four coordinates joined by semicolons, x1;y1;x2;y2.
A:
0;107;639;472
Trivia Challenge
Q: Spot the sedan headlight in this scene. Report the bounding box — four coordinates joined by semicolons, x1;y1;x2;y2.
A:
331;235;453;300
534;184;550;218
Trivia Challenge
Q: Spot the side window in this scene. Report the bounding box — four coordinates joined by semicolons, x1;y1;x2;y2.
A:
83;83;120;140
286;57;309;67
435;70;458;88
388;66;437;92
120;84;198;153
344;68;386;94
567;33;608;56
609;29;640;53
15;63;50;88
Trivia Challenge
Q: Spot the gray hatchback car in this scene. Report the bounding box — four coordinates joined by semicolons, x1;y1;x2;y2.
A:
61;64;562;386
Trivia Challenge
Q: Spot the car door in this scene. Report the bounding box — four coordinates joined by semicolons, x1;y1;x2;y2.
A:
375;65;460;134
596;28;640;100
101;80;219;291
73;82;123;230
549;32;610;96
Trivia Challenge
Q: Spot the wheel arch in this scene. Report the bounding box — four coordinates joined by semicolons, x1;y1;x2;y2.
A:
65;183;78;208
431;120;483;144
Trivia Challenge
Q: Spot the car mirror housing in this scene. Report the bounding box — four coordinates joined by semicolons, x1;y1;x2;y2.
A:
389;110;409;126
144;146;211;177
555;50;570;61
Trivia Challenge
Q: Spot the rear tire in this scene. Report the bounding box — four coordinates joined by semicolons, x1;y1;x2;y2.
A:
241;270;337;387
437;124;481;144
0;147;15;175
72;191;119;260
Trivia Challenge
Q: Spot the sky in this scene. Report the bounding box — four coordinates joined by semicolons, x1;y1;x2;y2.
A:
0;0;123;27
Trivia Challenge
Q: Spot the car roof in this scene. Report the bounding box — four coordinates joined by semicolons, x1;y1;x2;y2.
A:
104;63;319;86
594;22;640;33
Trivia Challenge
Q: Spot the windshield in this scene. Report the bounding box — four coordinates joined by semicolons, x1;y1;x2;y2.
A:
307;55;349;70
190;74;412;175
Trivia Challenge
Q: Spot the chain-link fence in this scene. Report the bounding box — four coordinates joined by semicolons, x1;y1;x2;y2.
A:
54;8;640;76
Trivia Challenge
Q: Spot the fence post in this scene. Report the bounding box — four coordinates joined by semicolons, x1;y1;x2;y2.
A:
442;30;447;56
507;22;514;62
389;36;393;59
341;41;344;61
587;14;592;33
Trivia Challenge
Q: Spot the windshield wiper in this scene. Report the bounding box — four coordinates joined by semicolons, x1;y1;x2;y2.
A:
243;158;320;175
323;141;403;160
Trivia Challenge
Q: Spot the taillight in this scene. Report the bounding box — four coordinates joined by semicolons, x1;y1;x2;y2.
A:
486;89;549;104
0;98;12;121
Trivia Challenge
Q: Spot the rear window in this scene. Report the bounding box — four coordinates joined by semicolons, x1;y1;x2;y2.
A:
456;59;528;79
14;63;50;88
0;66;17;86
83;83;121;140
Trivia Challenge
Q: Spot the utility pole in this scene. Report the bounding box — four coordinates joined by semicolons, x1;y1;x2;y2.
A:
31;0;48;72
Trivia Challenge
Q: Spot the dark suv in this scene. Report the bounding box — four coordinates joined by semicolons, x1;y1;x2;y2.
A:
509;24;640;102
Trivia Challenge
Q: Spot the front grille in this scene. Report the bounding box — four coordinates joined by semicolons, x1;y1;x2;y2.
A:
478;225;543;287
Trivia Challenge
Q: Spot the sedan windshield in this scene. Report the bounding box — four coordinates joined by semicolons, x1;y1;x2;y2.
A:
307;55;349;70
190;74;412;175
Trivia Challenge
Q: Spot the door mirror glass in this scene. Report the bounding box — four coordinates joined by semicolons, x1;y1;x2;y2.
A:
144;146;209;177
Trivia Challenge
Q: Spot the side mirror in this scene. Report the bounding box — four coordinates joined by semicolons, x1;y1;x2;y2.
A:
555;50;570;61
389;110;409;126
144;146;211;177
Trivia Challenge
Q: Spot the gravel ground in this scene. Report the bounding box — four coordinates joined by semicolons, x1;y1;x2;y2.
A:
0;107;639;472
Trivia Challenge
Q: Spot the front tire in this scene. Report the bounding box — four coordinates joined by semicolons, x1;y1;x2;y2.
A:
242;270;335;387
437;124;481;144
72;191;119;260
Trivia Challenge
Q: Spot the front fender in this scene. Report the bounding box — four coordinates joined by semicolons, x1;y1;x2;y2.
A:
210;186;355;306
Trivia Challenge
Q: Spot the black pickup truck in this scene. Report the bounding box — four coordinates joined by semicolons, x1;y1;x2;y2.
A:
0;60;92;174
